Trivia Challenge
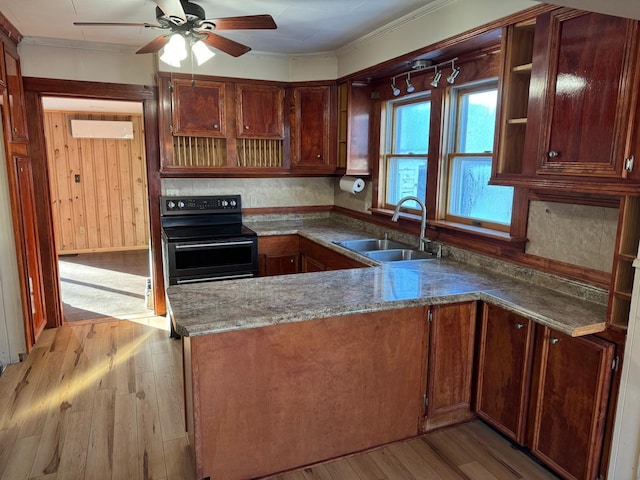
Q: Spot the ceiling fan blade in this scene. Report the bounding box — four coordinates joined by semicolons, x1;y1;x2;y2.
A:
201;32;251;57
202;15;277;31
74;22;162;28
154;0;187;23
136;35;170;54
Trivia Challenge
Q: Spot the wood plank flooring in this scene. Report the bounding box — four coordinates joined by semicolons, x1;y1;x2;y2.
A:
0;319;558;480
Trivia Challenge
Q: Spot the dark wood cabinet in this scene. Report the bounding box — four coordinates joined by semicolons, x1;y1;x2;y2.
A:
4;48;27;143
526;10;639;180
13;156;46;349
528;327;615;480
475;304;535;443
299;237;366;272
422;301;476;431
258;235;300;276
337;81;371;176
290;86;334;172
236;84;284;139
493;8;640;194
171;78;226;137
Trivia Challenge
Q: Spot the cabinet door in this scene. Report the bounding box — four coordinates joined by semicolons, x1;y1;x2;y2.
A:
171;79;225;137
291;86;334;171
300;254;325;273
262;253;299;276
423;302;476;431
476;304;535;443
527;10;638;179
337;81;371;176
529;329;614;480
4;48;27;143
236;84;284;138
14;157;46;349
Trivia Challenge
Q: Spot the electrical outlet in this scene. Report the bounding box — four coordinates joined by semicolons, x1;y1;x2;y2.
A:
250;195;258;207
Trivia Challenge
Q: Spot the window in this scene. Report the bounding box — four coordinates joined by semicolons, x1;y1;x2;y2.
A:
445;84;514;230
383;95;430;211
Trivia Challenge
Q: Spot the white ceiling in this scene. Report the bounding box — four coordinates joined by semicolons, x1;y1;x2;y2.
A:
0;0;439;55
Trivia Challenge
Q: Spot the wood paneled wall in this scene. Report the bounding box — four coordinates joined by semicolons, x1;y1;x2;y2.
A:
44;112;149;253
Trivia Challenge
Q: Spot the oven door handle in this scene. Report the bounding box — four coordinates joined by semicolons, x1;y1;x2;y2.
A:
176;273;254;284
174;240;255;250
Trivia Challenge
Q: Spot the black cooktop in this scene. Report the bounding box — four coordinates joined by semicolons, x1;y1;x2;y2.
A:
162;224;257;242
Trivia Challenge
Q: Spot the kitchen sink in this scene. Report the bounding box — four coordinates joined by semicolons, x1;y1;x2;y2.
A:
334;238;410;252
363;249;435;262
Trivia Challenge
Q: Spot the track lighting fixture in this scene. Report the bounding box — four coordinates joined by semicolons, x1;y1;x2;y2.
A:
405;72;415;93
447;60;460;84
430;68;441;88
391;78;401;96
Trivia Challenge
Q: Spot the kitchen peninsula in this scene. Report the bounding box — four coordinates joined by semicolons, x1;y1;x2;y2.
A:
167;219;610;480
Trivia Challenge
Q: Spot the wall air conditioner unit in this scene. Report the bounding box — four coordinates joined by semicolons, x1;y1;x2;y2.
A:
70;119;134;139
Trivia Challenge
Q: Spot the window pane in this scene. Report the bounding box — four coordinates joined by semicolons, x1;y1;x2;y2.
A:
393;101;430;154
458;90;497;153
448;156;513;224
386;157;427;209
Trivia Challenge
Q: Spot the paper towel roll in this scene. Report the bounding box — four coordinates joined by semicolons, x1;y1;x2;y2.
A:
339;176;365;194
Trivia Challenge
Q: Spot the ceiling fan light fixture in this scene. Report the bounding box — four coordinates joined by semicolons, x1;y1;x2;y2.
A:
160;33;188;67
192;39;216;65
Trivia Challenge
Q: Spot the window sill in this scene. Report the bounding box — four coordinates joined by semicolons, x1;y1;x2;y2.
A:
370;208;526;250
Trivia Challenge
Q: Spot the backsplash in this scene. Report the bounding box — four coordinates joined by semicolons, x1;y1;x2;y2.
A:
161;177;334;208
526;201;618;274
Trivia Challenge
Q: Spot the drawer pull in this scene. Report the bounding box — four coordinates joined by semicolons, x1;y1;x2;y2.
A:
547;150;560;158
550;337;560;345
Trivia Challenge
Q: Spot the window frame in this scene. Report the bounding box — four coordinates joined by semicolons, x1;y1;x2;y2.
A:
442;80;513;233
380;92;431;213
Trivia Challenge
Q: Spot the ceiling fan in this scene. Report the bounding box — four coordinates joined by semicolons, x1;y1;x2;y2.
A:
74;0;277;58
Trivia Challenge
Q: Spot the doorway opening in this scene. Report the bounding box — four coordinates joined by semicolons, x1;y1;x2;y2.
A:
42;97;154;323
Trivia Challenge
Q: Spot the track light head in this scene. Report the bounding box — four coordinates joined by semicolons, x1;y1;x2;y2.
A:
447;60;460;84
406;73;415;93
430;68;441;88
391;78;401;96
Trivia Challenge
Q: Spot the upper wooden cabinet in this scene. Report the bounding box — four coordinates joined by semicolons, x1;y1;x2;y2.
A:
493;8;640;193
337;81;371;176
4;48;27;143
171;78;226;137
290;85;335;172
235;84;284;139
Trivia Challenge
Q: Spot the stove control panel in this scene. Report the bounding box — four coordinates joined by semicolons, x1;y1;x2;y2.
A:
161;195;242;215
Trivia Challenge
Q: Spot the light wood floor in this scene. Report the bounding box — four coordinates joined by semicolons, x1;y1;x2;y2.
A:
0;320;558;480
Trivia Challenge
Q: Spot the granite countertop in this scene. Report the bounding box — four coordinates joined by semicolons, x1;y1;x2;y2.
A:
167;219;607;338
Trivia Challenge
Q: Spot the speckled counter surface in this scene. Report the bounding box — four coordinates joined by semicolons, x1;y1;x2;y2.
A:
167;219;607;338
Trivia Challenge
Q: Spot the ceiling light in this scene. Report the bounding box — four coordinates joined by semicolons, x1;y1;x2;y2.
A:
406;73;415;93
391;78;401;96
192;39;216;65
430;68;441;88
160;33;188;67
447;60;460;84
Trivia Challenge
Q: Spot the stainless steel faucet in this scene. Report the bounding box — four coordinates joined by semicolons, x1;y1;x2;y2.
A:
391;196;429;251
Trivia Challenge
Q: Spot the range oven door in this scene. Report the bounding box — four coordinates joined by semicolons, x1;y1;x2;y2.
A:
165;236;258;285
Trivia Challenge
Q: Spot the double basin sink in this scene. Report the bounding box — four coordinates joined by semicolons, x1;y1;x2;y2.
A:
334;238;435;263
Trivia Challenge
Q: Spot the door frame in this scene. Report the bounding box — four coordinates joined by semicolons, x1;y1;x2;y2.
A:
23;77;165;328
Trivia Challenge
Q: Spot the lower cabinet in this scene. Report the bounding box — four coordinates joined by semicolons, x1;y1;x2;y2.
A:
476;303;615;480
528;327;615;480
299;236;367;272
258;235;300;276
422;301;477;431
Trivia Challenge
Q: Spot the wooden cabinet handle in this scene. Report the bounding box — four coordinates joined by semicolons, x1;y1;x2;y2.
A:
550;337;559;345
515;322;524;329
547;151;560;158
